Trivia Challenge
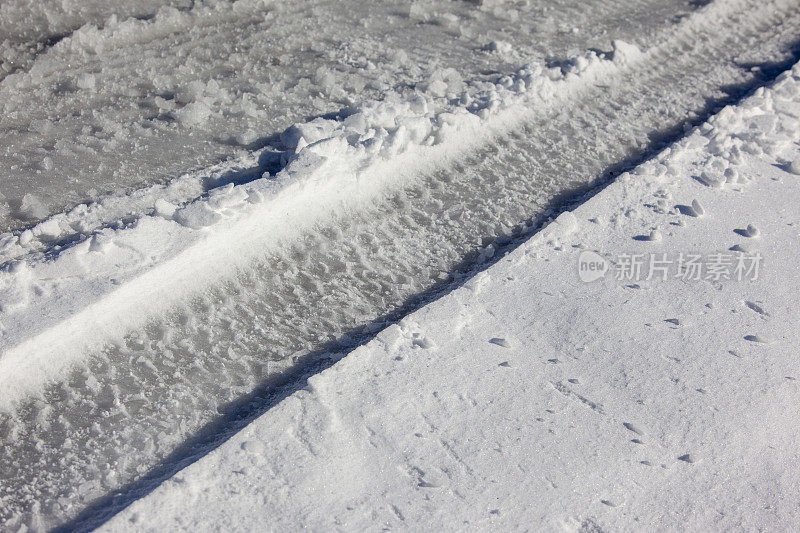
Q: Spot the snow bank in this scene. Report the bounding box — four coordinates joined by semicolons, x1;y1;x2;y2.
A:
104;59;800;532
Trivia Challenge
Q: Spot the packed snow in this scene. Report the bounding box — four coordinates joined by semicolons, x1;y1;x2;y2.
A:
1;0;800;530
0;39;647;410
0;0;688;234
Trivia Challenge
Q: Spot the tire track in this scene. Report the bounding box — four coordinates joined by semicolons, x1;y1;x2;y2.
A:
2;0;800;529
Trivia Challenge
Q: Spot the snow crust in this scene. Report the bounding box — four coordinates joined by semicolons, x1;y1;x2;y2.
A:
2;0;800;528
104;61;800;532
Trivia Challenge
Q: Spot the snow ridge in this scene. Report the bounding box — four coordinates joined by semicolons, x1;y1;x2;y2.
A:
0;40;640;263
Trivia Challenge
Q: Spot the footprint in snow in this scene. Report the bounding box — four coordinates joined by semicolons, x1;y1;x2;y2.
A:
730;242;758;253
676;199;705;217
744;301;769;317
633;229;662;242
734;224;760;238
489;337;511;348
412;333;435;349
744;334;774;344
622;422;645;436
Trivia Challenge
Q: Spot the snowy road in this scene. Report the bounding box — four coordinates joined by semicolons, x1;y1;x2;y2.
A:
1;0;800;530
0;0;684;232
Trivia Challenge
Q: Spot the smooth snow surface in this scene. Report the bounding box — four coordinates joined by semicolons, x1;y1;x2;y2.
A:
1;0;800;530
106;62;800;532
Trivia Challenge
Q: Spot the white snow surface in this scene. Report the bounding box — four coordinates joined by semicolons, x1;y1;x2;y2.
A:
2;0;800;528
103;63;800;531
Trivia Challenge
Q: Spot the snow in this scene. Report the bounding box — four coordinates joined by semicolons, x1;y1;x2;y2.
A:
0;0;746;233
16;193;47;220
2;0;800;529
0;38;647;411
3;0;797;416
104;62;800;532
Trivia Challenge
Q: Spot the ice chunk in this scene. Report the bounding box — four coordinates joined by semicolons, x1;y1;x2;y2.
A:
174;202;222;229
280;118;338;151
485;41;513;54
33;218;62;241
174;102;212;127
611;40;642;67
17;194;48;220
154;199;177;219
421;68;464;98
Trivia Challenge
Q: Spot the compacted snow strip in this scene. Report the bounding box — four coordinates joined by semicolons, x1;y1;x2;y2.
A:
0;0;679;234
104;63;800;532
0;0;697;234
0;39;642;264
0;41;643;411
0;0;796;412
0;0;782;261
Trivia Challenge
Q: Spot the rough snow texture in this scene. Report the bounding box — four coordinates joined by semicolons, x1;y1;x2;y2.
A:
0;0;689;232
105;63;800;531
2;0;800;529
0;38;638;261
0;40;644;410
1;0;797;412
